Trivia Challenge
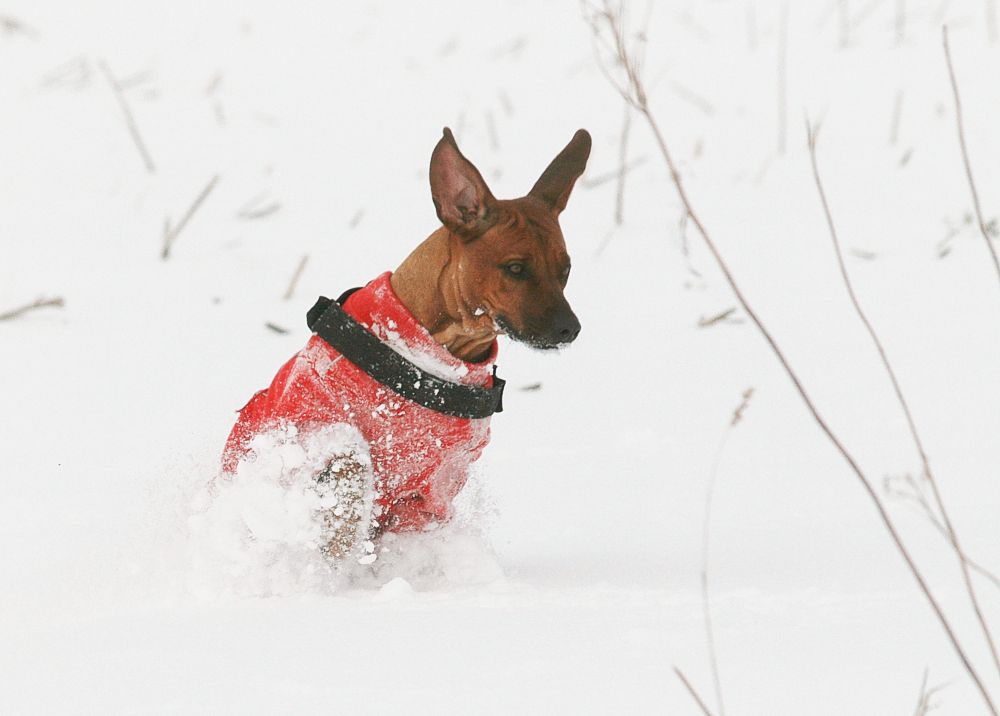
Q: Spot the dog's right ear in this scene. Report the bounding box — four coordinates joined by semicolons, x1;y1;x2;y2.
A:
429;128;497;240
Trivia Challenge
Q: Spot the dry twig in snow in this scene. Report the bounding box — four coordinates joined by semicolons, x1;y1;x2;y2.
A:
697;307;739;328
942;26;1000;294
673;666;716;716
162;175;220;259
284;254;309;301
585;4;998;711
890;90;903;145
98;59;155;174
616;100;632;226
885;473;1000;592
581;158;647;189
0;296;64;321
237;192;281;220
913;667;949;715
700;387;755;716
808;121;1000;682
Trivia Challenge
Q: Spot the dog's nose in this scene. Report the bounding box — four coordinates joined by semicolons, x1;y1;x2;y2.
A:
555;314;581;343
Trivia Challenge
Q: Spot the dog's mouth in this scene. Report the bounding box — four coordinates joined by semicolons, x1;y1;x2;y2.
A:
494;315;572;351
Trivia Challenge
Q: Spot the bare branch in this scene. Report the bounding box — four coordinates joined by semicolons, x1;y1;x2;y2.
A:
887;473;1000;592
697;307;739;328
942;26;1000;294
914;668;949;715
283;254;309;301
237;192;281;220
485;110;500;150
589;7;998;712
673;666;716;716
581;157;647;189
890;89;903;145
808;120;1000;681
616;100;632;225
670;82;715;116
162;175;220;259
700;388;754;716
0;296;64;322
98;59;155;174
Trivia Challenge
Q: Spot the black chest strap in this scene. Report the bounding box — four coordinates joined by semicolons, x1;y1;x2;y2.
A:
306;291;505;420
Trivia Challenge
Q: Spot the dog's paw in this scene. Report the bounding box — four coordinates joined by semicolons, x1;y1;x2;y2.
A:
315;451;378;565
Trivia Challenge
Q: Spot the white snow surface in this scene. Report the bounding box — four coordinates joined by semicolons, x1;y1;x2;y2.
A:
3;1;1000;714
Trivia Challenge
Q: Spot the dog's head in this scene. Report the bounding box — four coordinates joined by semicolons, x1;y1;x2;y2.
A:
429;127;591;350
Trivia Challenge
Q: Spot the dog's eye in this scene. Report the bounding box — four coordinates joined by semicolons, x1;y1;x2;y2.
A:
504;262;528;279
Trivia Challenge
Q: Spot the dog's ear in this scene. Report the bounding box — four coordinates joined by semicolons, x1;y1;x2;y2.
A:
429;128;497;240
528;129;591;214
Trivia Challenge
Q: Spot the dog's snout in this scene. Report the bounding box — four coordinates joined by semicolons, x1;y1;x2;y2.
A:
555;313;581;344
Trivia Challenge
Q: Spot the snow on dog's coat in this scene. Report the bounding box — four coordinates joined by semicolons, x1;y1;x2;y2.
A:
222;271;497;533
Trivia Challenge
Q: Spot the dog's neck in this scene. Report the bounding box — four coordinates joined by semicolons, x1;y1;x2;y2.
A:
391;228;498;363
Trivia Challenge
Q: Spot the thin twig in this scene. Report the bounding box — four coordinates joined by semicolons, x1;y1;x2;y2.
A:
671;82;715;116
890;90;903;145
886;474;1000;592
914;668;930;716
237;192;281;220
616;99;632;226
485;110;500;150
162;175;220;259
913;667;949;715
942;26;1000;294
700;388;754;716
0;296;64;321
283;254;309;301
98;59;155;174
809;121;1000;682
697;307;738;328
673;666;716;716
586;6;998;712
581;157;647;189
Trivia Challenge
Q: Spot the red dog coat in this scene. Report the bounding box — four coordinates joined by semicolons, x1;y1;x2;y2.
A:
222;272;498;532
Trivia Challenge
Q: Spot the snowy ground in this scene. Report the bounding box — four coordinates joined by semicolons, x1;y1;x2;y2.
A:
3;1;1000;713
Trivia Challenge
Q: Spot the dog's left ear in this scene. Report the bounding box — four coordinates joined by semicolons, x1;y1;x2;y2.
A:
528;129;592;214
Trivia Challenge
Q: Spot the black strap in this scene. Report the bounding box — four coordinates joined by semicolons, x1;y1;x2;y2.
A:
306;291;505;419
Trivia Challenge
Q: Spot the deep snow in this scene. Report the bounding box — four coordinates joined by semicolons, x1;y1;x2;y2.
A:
3;1;1000;713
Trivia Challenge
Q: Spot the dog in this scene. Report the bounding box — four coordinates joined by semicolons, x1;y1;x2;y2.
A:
222;127;591;562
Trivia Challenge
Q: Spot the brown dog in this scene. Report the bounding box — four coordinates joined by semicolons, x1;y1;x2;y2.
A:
223;128;591;560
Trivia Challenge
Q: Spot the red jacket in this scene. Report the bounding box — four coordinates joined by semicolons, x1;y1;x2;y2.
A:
222;272;498;532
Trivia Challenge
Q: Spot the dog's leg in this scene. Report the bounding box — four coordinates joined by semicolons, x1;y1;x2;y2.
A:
314;444;378;563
